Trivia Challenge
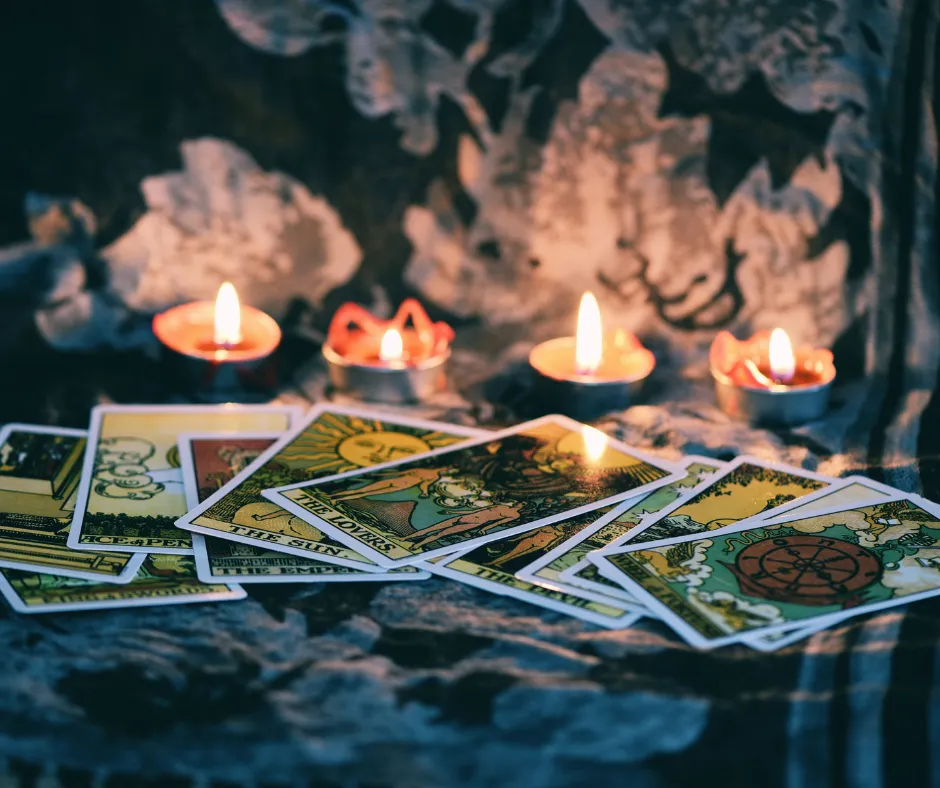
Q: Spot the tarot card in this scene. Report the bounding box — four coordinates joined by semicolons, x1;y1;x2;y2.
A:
736;475;902;650
0;424;145;583
601;455;833;546
590;495;940;649
68;404;302;555
265;415;684;568
518;457;726;605
0;553;244;614
742;474;903;523
178;430;429;584
175;405;484;570
424;520;643;629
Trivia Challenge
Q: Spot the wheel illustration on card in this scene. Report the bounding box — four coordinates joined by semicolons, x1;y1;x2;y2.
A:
721;535;882;608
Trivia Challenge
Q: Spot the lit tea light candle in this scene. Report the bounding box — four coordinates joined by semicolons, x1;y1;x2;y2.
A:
322;299;453;403
528;292;655;419
709;328;836;425
152;282;282;401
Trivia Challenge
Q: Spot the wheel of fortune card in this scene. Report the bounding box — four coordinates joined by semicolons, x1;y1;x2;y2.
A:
721;535;884;608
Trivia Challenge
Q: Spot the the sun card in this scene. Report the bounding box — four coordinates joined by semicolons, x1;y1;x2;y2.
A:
68;404;302;555
518;457;726;605
601;455;833;546
174;405;485;570
423;512;644;629
0;424;145;583
735;474;902;651
178;430;430;584
0;553;244;614
590;495;940;649
265;415;684;568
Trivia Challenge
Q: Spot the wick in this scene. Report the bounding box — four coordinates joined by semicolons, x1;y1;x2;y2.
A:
743;359;786;388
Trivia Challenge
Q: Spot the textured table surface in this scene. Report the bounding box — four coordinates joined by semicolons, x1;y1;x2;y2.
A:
0;329;937;788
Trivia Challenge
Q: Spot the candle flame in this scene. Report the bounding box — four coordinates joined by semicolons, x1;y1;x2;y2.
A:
379;328;404;363
768;328;796;383
214;282;243;347
575;291;603;375
581;425;608;462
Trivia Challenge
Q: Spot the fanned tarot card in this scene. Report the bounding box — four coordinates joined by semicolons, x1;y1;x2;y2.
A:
424;509;644;629
517;457;726;605
265;415;684;568
178;430;430;583
0;553;244;614
590;495;940;649
68;404;302;554
0;424;144;583
175;405;485;570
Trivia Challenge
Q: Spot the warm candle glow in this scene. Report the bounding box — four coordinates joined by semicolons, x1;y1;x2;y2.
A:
768;328;796;384
581;424;608;462
379;328;404;363
214;282;243;347
575;292;603;375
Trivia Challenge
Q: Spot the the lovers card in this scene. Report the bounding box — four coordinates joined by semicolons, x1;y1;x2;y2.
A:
265;415;683;568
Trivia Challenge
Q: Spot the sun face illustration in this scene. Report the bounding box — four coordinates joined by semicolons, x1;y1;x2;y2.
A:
278;414;462;475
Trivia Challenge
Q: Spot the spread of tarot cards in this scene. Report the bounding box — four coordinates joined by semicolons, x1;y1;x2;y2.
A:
0;403;935;652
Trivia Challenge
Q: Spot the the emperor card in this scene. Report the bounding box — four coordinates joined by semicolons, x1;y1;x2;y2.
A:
0;553;244;614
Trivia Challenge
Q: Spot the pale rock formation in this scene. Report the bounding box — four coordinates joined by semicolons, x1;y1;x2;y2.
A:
104;139;362;316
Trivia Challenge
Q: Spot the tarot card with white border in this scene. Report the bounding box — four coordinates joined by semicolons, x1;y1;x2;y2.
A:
594;454;834;548
264;415;685;568
732;475;903;650
0;423;145;583
174;404;485;570
0;553;245;614
424;537;643;630
68;404;302;555
178;431;430;584
517;456;726;606
590;493;940;649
